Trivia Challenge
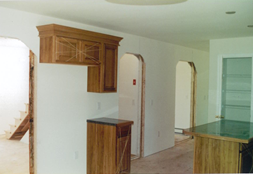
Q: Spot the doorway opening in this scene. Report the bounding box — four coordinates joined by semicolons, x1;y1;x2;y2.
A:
174;61;197;144
0;37;36;174
118;53;145;160
216;55;253;122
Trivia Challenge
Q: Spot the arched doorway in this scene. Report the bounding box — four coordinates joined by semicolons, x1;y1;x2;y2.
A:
174;61;196;143
118;53;145;159
0;36;36;174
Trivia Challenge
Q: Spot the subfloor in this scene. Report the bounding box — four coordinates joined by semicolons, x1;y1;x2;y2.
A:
175;133;191;144
0;134;193;174
0;135;29;174
131;137;194;174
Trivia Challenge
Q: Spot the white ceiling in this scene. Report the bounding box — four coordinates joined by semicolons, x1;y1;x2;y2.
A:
0;0;252;52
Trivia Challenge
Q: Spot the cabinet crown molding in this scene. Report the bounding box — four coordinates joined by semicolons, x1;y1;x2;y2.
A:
37;24;123;45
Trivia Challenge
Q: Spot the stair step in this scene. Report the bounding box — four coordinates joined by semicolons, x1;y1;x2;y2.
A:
4;130;12;139
20;111;28;119
25;103;29;113
9;124;17;132
14;117;22;125
5;104;30;140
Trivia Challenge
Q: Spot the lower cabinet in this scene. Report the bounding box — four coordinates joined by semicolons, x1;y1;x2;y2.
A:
87;118;133;174
193;136;253;173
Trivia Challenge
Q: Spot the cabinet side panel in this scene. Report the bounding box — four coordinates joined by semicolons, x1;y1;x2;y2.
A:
220;139;239;173
87;66;101;92
87;123;97;174
103;125;116;173
96;124;105;174
40;37;53;63
194;136;208;173
208;138;221;173
194;137;239;173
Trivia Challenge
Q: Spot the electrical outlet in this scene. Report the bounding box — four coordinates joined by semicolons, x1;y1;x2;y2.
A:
97;102;101;110
132;99;135;106
150;100;153;106
158;131;160;137
74;151;78;160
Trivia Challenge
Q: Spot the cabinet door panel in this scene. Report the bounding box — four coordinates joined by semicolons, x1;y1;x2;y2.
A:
81;41;101;66
104;44;117;92
117;135;131;173
55;37;81;63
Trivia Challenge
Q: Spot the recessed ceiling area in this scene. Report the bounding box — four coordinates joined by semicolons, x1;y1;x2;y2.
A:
0;0;252;52
106;0;187;5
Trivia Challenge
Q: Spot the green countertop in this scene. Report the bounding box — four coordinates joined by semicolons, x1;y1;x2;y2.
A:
183;120;253;143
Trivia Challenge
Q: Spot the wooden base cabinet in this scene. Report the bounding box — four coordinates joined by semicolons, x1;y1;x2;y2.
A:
87;118;133;174
184;120;253;173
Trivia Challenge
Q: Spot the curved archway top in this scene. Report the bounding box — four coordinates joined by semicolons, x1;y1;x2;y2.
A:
176;60;197;74
122;52;145;63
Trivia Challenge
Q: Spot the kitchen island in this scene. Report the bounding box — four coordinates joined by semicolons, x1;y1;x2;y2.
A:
184;120;253;173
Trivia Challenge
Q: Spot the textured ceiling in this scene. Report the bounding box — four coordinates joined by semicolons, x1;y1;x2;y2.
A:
0;0;252;52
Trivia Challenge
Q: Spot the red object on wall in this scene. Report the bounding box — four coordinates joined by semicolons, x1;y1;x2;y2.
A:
133;79;136;85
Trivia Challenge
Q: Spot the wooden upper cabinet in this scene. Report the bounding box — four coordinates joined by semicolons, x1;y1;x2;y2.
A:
81;41;101;66
55;37;81;64
87;44;118;93
37;24;123;93
103;44;118;92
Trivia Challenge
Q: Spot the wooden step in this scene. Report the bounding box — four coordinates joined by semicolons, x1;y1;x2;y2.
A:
20;111;28;119
14;118;22;125
10;124;17;132
4;130;12;139
5;103;30;140
25;103;29;113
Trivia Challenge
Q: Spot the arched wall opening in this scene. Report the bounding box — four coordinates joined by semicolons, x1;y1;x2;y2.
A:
118;53;145;159
174;61;197;143
0;36;36;174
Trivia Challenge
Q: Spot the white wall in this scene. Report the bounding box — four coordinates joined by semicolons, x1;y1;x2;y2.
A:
208;37;253;123
0;37;29;135
20;130;29;144
0;6;209;174
119;54;141;156
175;62;191;130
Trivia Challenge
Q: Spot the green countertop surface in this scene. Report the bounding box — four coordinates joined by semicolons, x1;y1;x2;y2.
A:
184;120;253;143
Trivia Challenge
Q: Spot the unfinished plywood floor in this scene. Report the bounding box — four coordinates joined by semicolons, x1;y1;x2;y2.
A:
131;138;194;174
0;135;29;174
175;133;191;144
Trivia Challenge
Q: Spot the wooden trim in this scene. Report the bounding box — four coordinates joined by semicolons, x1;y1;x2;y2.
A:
29;50;35;174
139;56;146;158
188;62;197;128
125;53;146;158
